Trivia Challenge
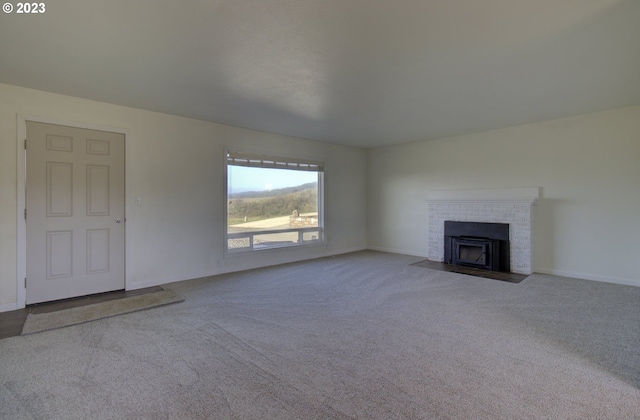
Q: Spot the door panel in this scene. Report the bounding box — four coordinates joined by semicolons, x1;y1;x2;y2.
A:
26;121;125;304
46;162;73;216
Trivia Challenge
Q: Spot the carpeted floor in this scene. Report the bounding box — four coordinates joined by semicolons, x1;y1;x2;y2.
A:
0;250;638;419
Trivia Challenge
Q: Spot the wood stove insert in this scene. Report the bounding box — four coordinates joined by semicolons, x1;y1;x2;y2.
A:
444;221;510;272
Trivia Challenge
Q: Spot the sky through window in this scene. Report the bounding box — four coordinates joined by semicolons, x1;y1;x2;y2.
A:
228;165;318;194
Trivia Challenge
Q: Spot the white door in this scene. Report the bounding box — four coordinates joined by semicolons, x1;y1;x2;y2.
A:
26;121;125;304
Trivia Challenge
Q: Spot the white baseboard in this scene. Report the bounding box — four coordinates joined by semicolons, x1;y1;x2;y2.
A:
0;302;19;313
367;246;427;258
127;269;220;291
127;246;370;291
535;267;639;287
326;246;368;256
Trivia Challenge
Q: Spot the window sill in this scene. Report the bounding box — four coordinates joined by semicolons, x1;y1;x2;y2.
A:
224;239;325;257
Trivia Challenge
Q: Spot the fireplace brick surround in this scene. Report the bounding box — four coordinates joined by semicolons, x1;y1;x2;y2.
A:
427;188;539;275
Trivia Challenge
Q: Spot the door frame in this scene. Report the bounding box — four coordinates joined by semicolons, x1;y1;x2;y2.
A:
16;114;132;309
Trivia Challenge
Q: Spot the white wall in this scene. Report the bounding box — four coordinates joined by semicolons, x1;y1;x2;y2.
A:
0;83;367;311
368;106;640;286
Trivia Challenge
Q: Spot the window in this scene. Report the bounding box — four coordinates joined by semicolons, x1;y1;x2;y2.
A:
225;151;324;252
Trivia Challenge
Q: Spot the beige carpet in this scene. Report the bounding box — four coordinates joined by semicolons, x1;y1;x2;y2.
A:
2;251;638;419
21;289;184;335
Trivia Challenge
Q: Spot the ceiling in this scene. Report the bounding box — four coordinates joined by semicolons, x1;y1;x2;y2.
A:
1;0;639;149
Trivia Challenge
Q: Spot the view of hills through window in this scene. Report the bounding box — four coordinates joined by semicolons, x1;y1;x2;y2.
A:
227;165;321;250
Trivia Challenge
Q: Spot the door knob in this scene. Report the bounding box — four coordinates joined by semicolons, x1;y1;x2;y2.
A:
116;218;123;223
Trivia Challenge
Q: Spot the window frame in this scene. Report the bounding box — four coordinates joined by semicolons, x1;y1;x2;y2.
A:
223;148;325;255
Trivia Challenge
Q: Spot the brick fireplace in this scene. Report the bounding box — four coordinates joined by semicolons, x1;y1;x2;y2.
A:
427;188;539;275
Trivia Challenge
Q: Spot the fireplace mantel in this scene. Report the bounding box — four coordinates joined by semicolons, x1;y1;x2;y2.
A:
426;187;539;275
